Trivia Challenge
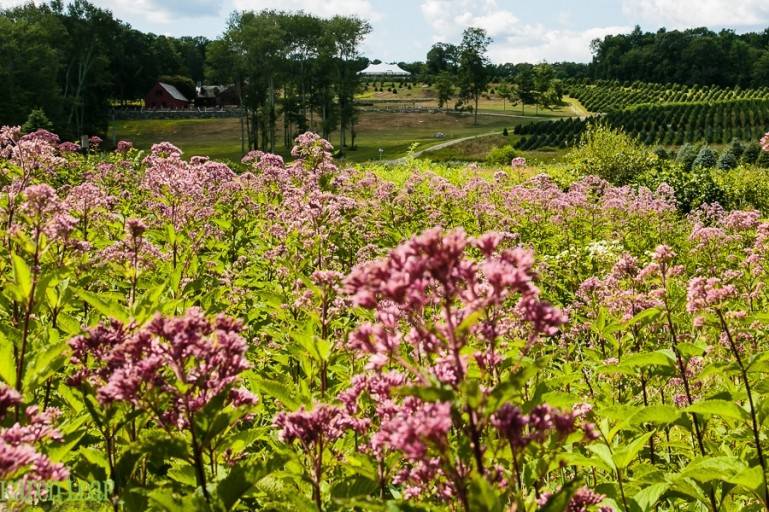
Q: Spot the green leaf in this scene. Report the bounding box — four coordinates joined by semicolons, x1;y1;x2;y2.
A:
11;253;32;301
0;331;16;387
467;474;504;512
457;310;483;335
331;475;378;500
75;288;128;323
729;465;764;491
685;400;749;421
632;482;669;512
23;340;67;392
255;378;301;410
80;446;110;473
561;452;613;474
676;343;706;357
614;432;653;469
587;444;617;471
216;463;267;511
620;351;675;370
167;463;197;487
677;456;746;483
626;405;682;427
624;307;661;329
316;338;332;362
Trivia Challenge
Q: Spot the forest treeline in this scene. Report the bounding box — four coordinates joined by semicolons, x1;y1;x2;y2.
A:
1;0;208;138
588;26;769;87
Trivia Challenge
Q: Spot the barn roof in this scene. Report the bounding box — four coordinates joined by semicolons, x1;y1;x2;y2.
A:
158;82;189;102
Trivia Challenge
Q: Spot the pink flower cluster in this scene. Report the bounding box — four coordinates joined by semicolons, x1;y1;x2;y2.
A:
345;227;566;371
69;308;253;428
0;384;68;481
273;405;348;446
116;140;133;153
491;403;598;447
18;184;79;243
761;131;769;153
686;277;737;313
539;486;609;512
372;399;452;460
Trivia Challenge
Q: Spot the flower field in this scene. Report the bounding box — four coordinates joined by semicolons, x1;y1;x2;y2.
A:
4;125;769;511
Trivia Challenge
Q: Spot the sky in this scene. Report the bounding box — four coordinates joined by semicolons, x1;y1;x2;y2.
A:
3;0;769;63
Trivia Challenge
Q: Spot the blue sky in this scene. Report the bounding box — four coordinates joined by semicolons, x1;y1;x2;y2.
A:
3;0;769;62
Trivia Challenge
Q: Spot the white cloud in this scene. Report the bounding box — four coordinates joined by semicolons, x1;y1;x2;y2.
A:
420;0;512;41
419;0;627;62
102;0;223;24
491;25;632;63
0;0;223;24
622;0;769;27
232;0;380;20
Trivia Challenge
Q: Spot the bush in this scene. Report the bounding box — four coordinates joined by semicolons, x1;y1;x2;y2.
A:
568;124;659;185
757;149;769;168
676;143;700;171
22;108;53;134
486;144;517;165
713;166;769;211
742;142;761;164
635;161;723;213
729;138;744;160
653;146;669;160
717;151;738;170
692;146;718;169
502;127;509;136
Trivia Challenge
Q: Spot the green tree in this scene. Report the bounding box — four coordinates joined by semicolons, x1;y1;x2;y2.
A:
0;9;64;130
514;66;536;115
693;145;718;168
21;108;54;133
457;27;492;126
435;72;455;109
426;42;459;76
676;143;700;171
496;82;515;112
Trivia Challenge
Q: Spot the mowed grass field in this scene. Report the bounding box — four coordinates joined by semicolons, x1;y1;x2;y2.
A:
112;111;549;163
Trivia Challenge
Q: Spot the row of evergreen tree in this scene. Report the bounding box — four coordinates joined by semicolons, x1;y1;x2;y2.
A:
567;80;769;113
515;97;769;150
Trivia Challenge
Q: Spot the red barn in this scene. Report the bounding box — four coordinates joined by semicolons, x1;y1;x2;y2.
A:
144;82;191;109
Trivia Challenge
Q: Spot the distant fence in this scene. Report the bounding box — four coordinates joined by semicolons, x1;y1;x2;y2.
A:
112;107;242;120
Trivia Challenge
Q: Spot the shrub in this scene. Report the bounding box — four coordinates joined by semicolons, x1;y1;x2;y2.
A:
653;146;669;160
713;165;769;211
692;146;718;169
742;142;761;164
636;161;723;212
22;108;53;134
676;143;700;171
486;144;517;165
757;149;769;168
717;150;738;170
729;138;744;160
502;127;509;136
568;124;658;185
